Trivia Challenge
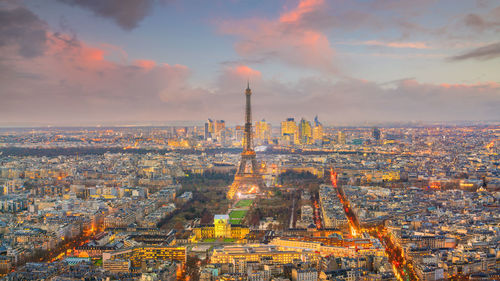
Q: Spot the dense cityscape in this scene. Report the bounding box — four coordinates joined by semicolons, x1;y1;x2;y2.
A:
0;89;498;280
2;0;499;280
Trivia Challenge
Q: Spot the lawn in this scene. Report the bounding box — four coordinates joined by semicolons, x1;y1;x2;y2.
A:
235;199;253;208
229;210;247;219
229;219;242;225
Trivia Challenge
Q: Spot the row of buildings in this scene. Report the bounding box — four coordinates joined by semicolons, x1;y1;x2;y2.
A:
204;117;325;146
343;185;499;280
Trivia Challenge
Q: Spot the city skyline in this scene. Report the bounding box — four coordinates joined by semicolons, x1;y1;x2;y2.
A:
1;2;498;277
1;0;499;125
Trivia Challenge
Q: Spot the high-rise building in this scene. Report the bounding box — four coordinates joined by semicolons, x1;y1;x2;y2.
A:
204;119;214;140
214;120;226;142
255;120;271;145
299;118;312;145
234;125;245;144
205;119;225;141
281;118;299;145
337;131;346;145
312;116;323;144
215;120;225;135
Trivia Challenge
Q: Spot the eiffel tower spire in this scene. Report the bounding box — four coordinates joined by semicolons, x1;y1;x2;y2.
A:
244;81;253;152
227;83;264;199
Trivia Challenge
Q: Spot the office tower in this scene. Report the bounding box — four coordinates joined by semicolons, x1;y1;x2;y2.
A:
215;120;225;135
255;120;271;145
281;118;299;145
338;131;346;144
205;119;225;142
205;119;214;140
312;116;323;144
214;120;226;142
234;125;245;144
299;118;312;145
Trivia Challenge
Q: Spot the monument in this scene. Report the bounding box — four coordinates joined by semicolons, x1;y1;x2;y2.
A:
227;83;265;199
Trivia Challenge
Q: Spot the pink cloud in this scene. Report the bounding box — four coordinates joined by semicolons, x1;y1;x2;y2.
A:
218;0;336;73
46;33;110;72
232;65;261;78
362;40;430;49
279;0;324;23
2;4;499;125
215;65;262;98
440;82;500;89
0;28;210;123
134;59;156;69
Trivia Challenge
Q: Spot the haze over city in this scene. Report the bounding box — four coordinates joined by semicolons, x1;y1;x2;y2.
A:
1;1;500;280
1;0;499;126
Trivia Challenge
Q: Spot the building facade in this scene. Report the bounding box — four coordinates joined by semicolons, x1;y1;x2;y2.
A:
193;215;250;240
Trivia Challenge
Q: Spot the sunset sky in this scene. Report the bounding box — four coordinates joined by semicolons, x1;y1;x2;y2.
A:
1;0;499;125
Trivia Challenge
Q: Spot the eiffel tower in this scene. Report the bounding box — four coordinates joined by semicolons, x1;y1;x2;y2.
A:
227;83;264;199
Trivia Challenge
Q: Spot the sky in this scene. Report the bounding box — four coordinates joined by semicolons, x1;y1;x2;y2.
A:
0;0;499;126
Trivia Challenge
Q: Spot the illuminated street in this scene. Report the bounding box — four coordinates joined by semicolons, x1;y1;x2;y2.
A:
331;169;418;280
1;1;499;275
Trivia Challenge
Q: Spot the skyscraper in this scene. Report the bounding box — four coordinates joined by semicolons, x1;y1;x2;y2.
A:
338;131;346;145
215;120;225;135
234;125;245;144
280;118;299;145
205;119;225;142
255;119;271;145
214;120;226;142
312;116;323;144
299;118;312;145
205;119;214;140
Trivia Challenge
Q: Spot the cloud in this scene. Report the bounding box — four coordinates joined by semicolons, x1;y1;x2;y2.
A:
0;6;48;57
448;42;500;61
361;40;430;49
57;0;157;30
279;0;323;24
1;3;499;125
337;40;431;49
209;70;500;124
134;59;156;69
440;82;499;89
215;0;451;74
294;1;499;48
0;37;209;123
2;30;499;125
464;13;490;31
463;6;500;32
278;78;500;123
0;5;210;124
230;65;261;79
218;0;337;74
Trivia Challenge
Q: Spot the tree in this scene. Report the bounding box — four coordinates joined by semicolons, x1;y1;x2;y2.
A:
185;255;201;281
201;209;213;224
174;221;184;231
